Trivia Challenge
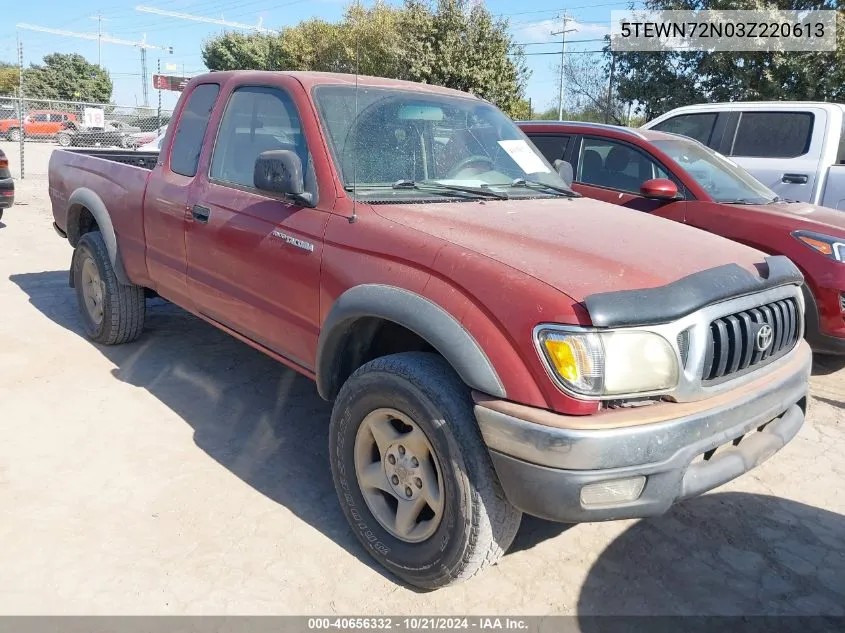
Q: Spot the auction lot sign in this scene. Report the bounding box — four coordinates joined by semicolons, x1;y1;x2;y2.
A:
610;10;837;51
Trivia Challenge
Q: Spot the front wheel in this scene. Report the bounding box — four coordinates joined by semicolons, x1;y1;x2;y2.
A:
57;132;72;147
72;231;146;344
7;128;21;142
329;352;522;589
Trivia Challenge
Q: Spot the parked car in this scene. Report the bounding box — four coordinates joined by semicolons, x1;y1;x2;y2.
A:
136;131;166;151
520;121;845;355
49;71;811;589
0;148;13;219
642;102;845;209
126;125;167;149
57;120;142;148
0;110;77;141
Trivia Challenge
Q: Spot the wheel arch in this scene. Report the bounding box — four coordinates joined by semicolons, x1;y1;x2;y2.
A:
316;285;506;401
66;187;131;286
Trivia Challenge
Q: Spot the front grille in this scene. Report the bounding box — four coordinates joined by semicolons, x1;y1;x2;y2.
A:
702;298;800;383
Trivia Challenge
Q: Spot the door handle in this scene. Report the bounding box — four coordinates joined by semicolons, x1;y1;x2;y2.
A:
782;173;808;184
191;205;210;223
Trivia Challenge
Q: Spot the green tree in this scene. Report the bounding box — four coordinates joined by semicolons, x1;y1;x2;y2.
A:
0;62;19;96
202;0;530;116
614;0;845;119
22;53;112;102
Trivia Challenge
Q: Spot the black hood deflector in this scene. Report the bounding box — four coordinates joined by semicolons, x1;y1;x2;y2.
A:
584;255;804;328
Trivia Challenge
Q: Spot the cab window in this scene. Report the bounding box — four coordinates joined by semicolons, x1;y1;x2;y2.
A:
170;83;220;178
210;85;315;199
651;113;717;146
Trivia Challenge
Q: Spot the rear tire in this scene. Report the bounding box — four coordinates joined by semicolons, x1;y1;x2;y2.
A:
72;231;145;345
7;128;21;142
329;352;522;590
57;132;72;147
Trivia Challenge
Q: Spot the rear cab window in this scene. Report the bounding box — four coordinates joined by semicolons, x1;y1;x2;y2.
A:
729;111;813;158
836;112;845;165
170;83;220;177
651;113;717;146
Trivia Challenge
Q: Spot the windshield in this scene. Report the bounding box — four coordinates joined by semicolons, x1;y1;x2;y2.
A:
651;137;777;204
313;85;573;201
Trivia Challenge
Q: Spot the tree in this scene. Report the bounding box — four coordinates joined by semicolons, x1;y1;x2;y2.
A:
0;62;19;96
614;0;845;119
202;0;530;116
22;53;112;103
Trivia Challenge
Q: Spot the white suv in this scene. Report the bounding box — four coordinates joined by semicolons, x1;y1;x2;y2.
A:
643;102;845;209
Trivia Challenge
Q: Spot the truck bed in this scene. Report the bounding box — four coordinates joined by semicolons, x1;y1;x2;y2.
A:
64;148;159;170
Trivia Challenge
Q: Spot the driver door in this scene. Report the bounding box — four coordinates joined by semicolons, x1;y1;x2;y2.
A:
185;82;329;370
572;136;686;223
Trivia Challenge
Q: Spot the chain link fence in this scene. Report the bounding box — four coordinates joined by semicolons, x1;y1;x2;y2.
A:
0;96;173;179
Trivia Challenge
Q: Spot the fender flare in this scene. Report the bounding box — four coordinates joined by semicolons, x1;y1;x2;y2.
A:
316;284;506;400
66;187;131;285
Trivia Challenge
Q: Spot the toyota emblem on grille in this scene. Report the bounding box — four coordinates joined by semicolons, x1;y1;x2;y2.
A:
756;324;774;352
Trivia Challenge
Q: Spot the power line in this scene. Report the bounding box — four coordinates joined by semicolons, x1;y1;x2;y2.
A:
135;6;278;33
496;1;634;18
523;49;605;55
15;23;172;107
517;38;606;45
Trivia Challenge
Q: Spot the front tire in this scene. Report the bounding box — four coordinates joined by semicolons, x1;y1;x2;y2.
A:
329;352;522;589
72;231;146;344
7;128;21;142
57;132;72;147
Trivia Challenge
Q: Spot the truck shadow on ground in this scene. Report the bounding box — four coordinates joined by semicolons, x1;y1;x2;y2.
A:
10;270;416;587
577;492;845;616
811;354;845;377
11;271;845;606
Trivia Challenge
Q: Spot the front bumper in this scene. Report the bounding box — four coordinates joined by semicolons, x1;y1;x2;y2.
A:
474;341;811;523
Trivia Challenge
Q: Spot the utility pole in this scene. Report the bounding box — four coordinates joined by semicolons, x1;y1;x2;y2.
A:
605;51;616;124
552;12;577;121
89;13;110;66
17;36;24;179
157;58;161;130
141;37;149;107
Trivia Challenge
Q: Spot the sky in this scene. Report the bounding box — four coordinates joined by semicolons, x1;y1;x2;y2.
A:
0;0;632;113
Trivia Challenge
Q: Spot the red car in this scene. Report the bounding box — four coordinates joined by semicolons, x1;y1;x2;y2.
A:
0;110;77;141
520;121;845;355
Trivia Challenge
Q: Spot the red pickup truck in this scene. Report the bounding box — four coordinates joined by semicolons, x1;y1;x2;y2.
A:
49;71;811;589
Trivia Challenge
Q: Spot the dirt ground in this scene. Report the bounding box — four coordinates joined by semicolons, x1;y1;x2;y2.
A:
1;142;844;615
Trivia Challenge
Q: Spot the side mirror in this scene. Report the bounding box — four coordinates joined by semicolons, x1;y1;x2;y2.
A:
254;150;313;205
554;159;574;187
640;178;680;201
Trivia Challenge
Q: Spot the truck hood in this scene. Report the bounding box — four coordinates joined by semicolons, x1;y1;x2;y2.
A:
731;201;845;239
373;196;766;301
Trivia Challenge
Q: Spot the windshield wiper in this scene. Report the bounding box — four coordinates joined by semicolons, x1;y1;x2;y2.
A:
509;178;580;198
392;179;509;200
722;198;765;205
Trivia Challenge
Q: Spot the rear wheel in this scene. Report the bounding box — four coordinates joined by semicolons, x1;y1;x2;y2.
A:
72;231;145;344
57;132;72;147
7;128;21;142
329;352;522;589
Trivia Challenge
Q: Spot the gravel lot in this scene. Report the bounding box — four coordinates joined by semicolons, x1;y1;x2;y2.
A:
1;141;844;615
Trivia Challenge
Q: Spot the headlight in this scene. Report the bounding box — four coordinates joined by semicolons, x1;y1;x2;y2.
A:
535;327;679;397
792;230;844;263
